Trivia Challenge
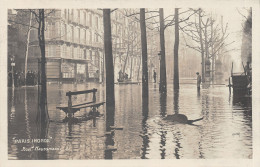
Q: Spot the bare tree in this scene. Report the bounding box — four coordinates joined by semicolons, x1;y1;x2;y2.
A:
180;8;233;83
103;9;115;110
159;8;167;92
140;8;149;98
30;9;55;122
173;8;180;89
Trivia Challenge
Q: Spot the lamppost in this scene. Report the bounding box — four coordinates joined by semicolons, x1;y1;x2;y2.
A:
10;56;15;88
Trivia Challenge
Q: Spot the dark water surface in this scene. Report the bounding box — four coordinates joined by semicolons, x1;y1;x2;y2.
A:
8;82;252;159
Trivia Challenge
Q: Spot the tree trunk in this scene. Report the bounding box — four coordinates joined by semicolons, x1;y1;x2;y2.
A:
140;8;149;97
204;24;209;59
159;8;167;92
198;9;205;83
210;16;215;85
174;8;179;90
103;9;115;109
24;11;33;83
37;9;48;122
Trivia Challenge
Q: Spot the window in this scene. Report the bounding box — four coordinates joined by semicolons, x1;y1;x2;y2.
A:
74;47;77;59
61;45;66;58
62;62;75;78
78;10;80;23
70;46;74;58
64;24;67;41
66;46;70;58
77;47;81;59
89;30;92;43
89;50;92;60
45;45;49;57
84;12;86;26
70;9;74;21
74;27;78;43
71;26;74;42
95;16;98;29
67;25;71;42
84;49;87;59
47;45;56;57
83;29;86;44
89;13;92;27
78;27;80;43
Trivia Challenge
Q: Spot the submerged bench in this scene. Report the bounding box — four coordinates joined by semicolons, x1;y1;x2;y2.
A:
56;88;105;116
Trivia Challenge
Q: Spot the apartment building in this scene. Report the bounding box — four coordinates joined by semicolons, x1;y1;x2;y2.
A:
25;9;158;82
27;9;103;82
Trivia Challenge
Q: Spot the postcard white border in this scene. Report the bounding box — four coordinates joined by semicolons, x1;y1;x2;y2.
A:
1;0;259;167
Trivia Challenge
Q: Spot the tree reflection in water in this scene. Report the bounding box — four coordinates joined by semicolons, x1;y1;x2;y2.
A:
141;91;149;159
36;102;49;160
173;90;181;159
104;99;115;159
159;92;167;159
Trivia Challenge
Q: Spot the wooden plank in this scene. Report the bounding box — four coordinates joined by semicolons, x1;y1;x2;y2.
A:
115;82;140;85
66;88;97;96
72;101;105;109
57;101;105;109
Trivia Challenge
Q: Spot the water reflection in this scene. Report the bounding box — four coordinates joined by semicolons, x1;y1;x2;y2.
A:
104;101;115;159
197;88;200;98
35;117;49;160
10;88;15;124
159;92;167;159
173;131;181;159
159;92;167;117
173;90;181;159
141;93;149;159
8;83;252;159
24;88;32;139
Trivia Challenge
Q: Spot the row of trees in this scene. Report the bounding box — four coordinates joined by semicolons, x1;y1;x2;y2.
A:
121;8;233;91
8;8;241;121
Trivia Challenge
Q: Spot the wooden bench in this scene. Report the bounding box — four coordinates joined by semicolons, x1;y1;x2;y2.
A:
56;88;105;117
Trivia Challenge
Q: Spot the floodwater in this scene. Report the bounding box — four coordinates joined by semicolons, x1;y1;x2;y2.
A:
8;82;252;159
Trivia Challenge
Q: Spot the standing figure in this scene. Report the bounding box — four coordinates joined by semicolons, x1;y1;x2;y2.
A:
196;72;201;89
118;70;123;81
153;70;157;83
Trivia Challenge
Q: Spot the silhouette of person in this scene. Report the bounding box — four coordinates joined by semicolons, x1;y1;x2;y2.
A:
196;72;201;90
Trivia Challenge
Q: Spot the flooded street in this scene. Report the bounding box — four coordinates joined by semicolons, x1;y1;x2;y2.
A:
8;82;252;159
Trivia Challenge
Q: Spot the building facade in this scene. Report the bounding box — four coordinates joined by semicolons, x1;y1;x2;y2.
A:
9;9;159;83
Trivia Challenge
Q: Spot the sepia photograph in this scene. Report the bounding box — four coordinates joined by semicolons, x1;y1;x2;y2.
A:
1;0;260;166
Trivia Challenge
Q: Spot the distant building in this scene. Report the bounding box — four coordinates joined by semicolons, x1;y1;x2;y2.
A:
8;9;159;83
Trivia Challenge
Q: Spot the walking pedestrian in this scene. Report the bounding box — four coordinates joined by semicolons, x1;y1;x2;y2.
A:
153;70;157;83
196;72;201;89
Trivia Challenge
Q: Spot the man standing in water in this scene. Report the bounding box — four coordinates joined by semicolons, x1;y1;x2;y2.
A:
196;72;201;89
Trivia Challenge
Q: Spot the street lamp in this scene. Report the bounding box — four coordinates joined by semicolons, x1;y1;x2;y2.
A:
10;56;15;88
